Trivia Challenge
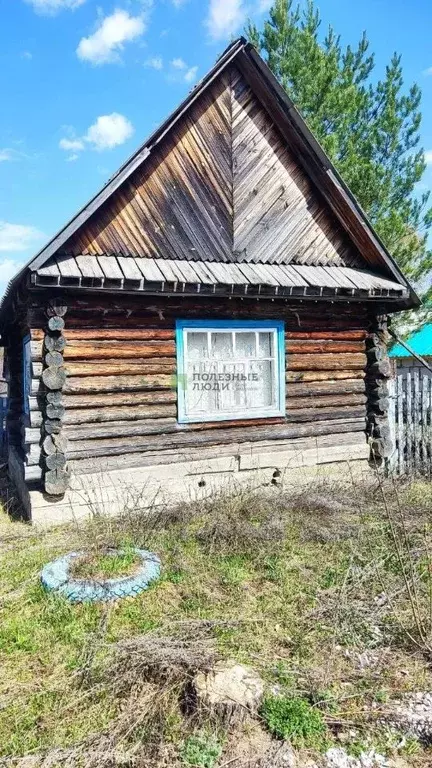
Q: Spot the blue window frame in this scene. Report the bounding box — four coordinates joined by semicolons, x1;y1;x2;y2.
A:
176;319;285;424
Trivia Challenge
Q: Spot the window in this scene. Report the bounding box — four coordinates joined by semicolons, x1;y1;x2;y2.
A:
176;320;285;423
23;335;31;417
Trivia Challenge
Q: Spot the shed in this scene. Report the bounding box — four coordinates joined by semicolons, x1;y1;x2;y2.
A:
0;38;419;523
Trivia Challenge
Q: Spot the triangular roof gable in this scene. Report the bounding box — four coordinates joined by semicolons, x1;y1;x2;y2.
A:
4;38;419;308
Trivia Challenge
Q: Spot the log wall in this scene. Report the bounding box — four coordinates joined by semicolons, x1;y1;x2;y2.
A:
24;294;371;481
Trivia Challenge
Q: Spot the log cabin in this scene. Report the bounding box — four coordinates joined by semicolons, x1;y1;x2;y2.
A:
0;38;420;524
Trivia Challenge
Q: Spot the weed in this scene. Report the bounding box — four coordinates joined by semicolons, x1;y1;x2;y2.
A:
71;548;140;580
260;695;329;750
180;733;222;767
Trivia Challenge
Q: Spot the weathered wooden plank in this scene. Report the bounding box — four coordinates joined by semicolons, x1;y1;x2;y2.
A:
287;369;366;383
63;374;173;394
62;342;175;360
61;403;176;425
287;353;366;370
62;359;176;377
287;393;366;409
285;330;367;341
287;379;366;397
286;340;364;354
31;328;175;341
66;418;366;460
61;390;177;408
70;429;367;475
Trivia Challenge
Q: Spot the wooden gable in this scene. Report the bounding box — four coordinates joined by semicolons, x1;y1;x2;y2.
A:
62;67;364;270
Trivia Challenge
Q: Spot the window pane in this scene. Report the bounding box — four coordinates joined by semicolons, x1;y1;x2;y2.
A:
210;332;233;359
248;360;275;408
187;362;217;414
235;332;256;358
187;332;208;359
258;332;273;358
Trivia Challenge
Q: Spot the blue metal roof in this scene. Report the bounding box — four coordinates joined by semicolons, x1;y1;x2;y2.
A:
389;324;432;357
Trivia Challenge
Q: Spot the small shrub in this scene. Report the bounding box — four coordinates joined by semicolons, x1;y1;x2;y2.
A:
180;733;222;767
260;695;329;750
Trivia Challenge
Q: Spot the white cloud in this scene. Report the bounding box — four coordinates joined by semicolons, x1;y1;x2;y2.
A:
0;148;30;162
59;137;85;152
172;0;188;6
424;150;432;165
184;65;198;84
77;10;146;65
84;113;134;151
205;0;246;41
25;0;86;15
145;56;163;70
0;222;44;252
59;113;134;158
423;67;432;76
171;57;186;70
168;58;198;84
21;51;33;60
0;259;25;286
256;0;272;10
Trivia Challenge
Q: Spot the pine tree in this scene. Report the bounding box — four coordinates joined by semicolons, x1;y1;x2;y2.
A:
247;0;432;313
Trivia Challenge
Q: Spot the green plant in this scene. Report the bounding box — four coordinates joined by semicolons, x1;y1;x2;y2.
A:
180;733;222;767
260;695;329;750
71;549;140;580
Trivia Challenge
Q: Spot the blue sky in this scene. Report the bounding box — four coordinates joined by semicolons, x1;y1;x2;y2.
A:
1;0;432;296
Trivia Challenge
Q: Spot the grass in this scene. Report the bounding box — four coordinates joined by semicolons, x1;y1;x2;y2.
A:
71;548;141;580
0;476;432;766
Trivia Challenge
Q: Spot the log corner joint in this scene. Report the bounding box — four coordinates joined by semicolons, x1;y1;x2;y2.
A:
41;298;70;496
366;314;392;465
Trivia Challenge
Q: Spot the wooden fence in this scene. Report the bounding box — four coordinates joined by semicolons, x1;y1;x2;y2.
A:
388;360;432;476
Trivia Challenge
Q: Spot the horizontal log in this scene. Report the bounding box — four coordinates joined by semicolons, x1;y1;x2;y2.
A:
286;406;365;423
63;374;173;394
62;359;176;377
45;468;71;495
46;452;67;470
286;341;365;354
65;418;366;460
47;391;64;406
287;353;366;370
46;404;65;420
25;427;42;444
44;419;62;435
44;335;67;353
285;331;367;340
56;328;175;341
287;370;365;383
42;366;67;390
63;342;176;360
45;351;63;367
287;379;366;397
64;417;177;441
61;390;177;409
43;434;68;456
30;403;177;427
63;404;176;425
70;430;367;475
25;465;42;481
286;393;367;409
47;316;64;332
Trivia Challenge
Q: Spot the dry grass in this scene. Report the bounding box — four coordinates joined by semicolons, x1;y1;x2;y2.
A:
1;475;432;766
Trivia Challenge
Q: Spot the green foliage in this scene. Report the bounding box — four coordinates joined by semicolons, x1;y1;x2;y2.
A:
247;0;432;311
72;548;140;580
180;733;222;768
260;695;329;749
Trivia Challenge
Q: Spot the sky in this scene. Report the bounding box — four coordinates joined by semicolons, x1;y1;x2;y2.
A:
1;0;432;297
